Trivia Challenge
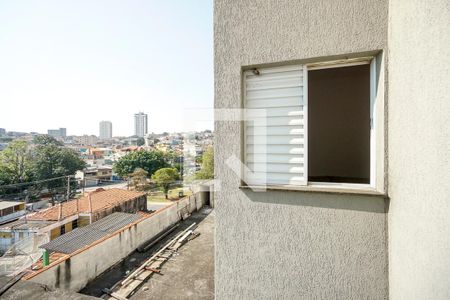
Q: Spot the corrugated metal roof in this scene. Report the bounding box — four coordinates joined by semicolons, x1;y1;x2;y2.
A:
40;212;142;254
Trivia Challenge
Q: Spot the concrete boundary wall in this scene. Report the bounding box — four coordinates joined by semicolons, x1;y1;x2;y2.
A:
24;192;208;292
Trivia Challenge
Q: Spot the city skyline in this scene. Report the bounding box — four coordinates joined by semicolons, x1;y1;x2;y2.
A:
0;123;213;137
0;1;213;136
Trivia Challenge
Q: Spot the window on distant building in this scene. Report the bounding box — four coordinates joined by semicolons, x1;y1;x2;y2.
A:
60;225;66;235
243;57;378;189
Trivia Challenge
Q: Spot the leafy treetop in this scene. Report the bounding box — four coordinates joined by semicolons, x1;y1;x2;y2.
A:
195;146;214;180
151;167;179;199
113;150;168;178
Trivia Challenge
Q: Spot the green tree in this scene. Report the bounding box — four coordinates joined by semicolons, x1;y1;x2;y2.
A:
33;135;63;147
0;140;32;184
151;168;179;199
31;135;86;191
0;137;13;143
164;151;183;173
113;150;168;178
136;137;145;146
195;146;214;179
0;136;85;199
129;168;151;191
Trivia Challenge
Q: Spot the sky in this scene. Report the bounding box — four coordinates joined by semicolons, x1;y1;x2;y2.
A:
0;0;213;136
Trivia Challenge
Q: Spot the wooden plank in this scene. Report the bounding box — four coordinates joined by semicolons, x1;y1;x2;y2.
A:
102;288;128;300
144;267;160;273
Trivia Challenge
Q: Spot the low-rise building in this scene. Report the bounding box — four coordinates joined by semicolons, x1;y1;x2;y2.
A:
76;166;113;186
0;219;55;255
0;201;26;225
72;135;98;146
47;128;66;140
0;189;146;254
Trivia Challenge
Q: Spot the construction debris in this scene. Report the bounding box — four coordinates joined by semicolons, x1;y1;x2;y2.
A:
102;222;197;299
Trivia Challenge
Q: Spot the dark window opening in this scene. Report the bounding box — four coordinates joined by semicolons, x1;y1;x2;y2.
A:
308;64;370;184
60;225;66;235
72;219;78;229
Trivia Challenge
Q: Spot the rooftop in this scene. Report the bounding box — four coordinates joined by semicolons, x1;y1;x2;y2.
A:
26;188;145;221
0;276;97;300
40;212;143;254
0;219;55;231
132;210;215;299
81;209;215;299
0;201;24;210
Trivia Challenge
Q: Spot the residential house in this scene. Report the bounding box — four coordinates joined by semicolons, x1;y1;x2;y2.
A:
0;219;55;255
0;189;146;253
214;1;449;299
76;166;113;186
72;135;98;146
0;202;26;225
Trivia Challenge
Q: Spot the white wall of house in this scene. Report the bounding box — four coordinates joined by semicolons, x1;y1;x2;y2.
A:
388;0;450;299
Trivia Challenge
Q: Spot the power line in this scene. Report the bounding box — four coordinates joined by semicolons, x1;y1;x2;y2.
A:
0;175;74;189
0;184;75;198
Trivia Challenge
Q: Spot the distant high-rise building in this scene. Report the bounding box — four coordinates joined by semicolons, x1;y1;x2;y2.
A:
47;128;66;139
0;128;6;136
99;121;112;139
134;112;148;137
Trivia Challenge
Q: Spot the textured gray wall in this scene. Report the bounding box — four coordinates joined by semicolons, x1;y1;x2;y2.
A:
214;0;388;299
388;0;450;299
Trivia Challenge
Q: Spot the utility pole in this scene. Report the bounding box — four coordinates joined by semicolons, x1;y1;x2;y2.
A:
82;178;85;194
66;175;71;200
88;193;93;224
58;201;63;221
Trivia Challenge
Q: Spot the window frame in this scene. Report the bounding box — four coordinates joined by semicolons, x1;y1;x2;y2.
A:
242;55;383;194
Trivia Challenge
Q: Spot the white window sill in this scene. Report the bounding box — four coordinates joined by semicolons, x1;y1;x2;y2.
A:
239;183;385;197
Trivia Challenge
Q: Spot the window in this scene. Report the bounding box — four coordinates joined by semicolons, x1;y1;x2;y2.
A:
308;64;370;184
60;225;66;235
72;219;78;229
244;57;378;189
244;65;307;186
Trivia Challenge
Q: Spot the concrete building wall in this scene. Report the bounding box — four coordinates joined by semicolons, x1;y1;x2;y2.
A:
388;1;450;299
50;220;75;240
27;193;208;291
214;0;389;299
92;196;147;222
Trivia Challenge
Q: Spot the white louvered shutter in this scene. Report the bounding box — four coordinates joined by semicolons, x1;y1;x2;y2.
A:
244;65;307;186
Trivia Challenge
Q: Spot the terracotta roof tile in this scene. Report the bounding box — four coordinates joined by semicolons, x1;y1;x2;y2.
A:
26;189;146;221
